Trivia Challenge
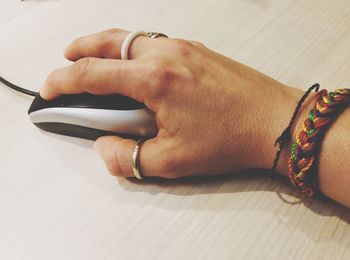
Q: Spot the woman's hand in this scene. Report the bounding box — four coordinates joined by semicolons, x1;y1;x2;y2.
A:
40;28;301;179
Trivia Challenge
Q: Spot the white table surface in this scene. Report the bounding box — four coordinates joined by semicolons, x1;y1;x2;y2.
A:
1;0;350;259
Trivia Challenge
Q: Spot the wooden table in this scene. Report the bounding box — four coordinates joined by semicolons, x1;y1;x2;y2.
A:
1;0;349;259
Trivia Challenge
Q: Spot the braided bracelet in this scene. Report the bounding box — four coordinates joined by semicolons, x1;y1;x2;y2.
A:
288;88;350;196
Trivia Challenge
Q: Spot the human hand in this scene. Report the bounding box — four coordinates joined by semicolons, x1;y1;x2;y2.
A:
40;28;302;179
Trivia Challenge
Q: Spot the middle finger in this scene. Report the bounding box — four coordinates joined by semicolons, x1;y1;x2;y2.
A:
40;58;154;102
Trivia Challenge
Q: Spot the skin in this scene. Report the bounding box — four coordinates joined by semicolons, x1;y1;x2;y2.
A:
40;29;350;208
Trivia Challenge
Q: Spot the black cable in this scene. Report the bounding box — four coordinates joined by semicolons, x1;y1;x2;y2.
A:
0;76;37;97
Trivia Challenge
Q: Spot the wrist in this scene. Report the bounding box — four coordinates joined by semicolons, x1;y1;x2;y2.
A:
256;85;317;174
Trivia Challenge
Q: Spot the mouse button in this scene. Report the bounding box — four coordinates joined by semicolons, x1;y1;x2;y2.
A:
61;93;145;110
48;93;105;109
28;93;146;114
104;94;145;110
28;93;58;114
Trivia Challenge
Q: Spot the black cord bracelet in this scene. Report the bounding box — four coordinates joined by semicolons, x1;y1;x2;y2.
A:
270;83;320;179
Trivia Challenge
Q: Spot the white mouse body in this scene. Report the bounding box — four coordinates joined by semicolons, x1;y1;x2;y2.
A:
28;93;158;140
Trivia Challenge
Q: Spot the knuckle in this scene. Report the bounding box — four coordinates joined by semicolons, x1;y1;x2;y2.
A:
71;57;95;79
100;29;122;52
159;157;180;179
101;28;128;36
171;39;194;56
101;28;126;45
103;28;121;35
190;40;206;48
147;60;179;96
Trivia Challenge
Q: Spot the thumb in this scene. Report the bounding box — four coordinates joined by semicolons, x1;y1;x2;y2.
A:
94;135;160;178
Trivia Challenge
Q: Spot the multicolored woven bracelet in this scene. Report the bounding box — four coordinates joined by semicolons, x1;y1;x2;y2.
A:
288;88;350;196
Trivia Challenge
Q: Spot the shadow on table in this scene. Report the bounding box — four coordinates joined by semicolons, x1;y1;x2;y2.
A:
113;169;350;242
118;169;348;212
36;128;350;245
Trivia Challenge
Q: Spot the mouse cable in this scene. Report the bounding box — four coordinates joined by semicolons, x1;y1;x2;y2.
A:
0;76;37;97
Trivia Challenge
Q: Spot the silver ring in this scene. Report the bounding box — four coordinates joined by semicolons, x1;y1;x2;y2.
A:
147;32;168;38
132;139;146;180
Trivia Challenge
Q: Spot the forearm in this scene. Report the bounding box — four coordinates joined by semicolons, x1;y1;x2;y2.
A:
265;86;350;208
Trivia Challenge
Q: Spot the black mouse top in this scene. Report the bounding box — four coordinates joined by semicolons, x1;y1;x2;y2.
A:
28;93;145;114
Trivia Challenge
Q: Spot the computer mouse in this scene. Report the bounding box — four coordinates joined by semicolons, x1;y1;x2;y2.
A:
28;93;158;140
